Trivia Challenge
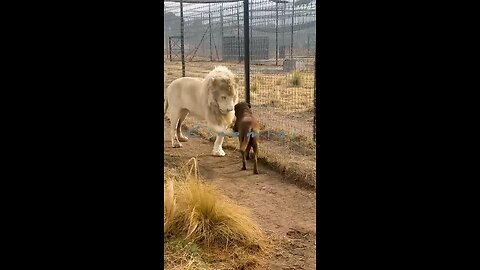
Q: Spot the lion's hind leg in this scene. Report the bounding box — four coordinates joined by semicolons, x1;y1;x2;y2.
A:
170;110;182;148
177;109;189;142
164;99;169;120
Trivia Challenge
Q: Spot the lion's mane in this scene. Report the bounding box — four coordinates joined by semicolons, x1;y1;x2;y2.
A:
202;66;239;128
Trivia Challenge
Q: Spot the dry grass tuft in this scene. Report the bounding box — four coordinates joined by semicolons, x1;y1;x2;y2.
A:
164;171;265;249
164;240;201;270
173;180;265;248
251;83;258;93
269;88;282;108
164;158;268;269
251;77;267;93
290;71;303;87
164;179;177;234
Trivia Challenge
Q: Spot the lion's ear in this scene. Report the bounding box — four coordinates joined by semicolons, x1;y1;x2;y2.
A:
210;77;219;87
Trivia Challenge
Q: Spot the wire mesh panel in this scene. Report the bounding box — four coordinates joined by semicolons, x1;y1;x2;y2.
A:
164;0;316;147
248;0;316;146
164;0;246;102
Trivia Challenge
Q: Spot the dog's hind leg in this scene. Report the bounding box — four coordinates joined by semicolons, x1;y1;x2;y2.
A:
170;110;182;148
177;109;189;142
240;136;247;170
245;139;253;160
252;138;259;174
241;150;247;170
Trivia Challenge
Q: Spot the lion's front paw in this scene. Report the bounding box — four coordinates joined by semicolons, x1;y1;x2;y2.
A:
172;141;183;148
212;148;225;156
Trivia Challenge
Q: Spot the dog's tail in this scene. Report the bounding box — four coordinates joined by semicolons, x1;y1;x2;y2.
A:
164;98;168;117
239;120;253;152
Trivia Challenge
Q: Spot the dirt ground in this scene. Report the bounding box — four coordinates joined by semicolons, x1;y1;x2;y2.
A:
164;121;316;270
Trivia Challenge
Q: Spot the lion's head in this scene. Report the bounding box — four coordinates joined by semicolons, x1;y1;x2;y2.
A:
205;66;240;115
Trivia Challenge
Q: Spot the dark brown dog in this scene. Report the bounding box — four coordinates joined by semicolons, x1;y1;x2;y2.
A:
233;102;259;174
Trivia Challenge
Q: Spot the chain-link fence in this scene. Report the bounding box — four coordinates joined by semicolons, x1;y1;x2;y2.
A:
164;0;246;101
164;0;316;147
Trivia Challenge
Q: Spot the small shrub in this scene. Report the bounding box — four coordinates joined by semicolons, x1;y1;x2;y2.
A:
270;99;280;107
269;89;282;107
290;72;303;87
250;77;265;93
254;76;265;85
251;83;258;92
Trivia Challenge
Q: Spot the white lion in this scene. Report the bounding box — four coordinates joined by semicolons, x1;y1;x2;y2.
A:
164;66;239;156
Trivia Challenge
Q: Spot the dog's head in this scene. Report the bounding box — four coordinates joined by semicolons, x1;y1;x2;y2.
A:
234;102;251;118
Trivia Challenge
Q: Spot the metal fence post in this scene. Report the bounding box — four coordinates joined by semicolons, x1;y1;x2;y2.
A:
244;0;250;105
275;2;278;66
282;2;286;59
209;3;213;61
291;0;295;59
249;4;252;42
237;4;241;63
220;4;224;60
168;37;172;61
180;0;185;77
164;3;167;57
307;34;310;56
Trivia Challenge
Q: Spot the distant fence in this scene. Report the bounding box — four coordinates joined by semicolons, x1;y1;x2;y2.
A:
164;0;316;145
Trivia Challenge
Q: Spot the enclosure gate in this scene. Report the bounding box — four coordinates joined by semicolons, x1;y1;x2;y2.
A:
168;36;182;61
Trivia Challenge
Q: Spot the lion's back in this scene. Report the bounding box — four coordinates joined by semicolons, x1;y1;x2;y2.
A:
167;77;202;94
166;77;203;101
165;76;207;117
